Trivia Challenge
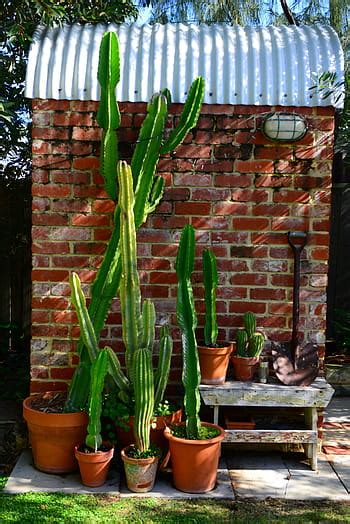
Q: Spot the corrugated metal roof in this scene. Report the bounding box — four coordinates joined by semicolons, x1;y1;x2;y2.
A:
25;23;344;107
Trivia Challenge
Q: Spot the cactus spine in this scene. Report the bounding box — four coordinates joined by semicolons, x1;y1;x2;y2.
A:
176;225;201;439
202;249;218;347
66;29;204;412
236;312;265;358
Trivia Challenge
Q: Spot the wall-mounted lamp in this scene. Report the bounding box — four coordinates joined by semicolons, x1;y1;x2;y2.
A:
262;112;308;142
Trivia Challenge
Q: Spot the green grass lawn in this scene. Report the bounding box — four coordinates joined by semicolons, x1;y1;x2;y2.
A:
0;477;349;524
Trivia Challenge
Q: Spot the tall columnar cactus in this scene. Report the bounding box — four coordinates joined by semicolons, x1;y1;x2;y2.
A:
236;312;265;358
133;347;154;453
66;29;204;412
202;249;218;347
70;161;172;451
176;225;201;440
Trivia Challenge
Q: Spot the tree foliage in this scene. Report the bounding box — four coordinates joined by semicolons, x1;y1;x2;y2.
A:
0;0;138;179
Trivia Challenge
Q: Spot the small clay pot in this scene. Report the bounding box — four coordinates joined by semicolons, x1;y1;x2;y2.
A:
231;355;259;381
23;393;88;474
198;343;233;385
75;445;114;487
164;422;225;493
121;447;159;493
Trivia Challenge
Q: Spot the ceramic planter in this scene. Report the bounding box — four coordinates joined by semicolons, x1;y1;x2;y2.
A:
121;447;159;493
115;408;182;452
231;355;259;381
23;393;88;474
164;422;225;493
75;445;114;487
198;343;233;385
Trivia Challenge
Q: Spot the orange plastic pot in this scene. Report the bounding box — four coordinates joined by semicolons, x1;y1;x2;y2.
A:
231;355;259;381
23;393;88;474
198;343;233;385
75;445;114;487
121;447;159;493
164;422;225;493
115;408;182;452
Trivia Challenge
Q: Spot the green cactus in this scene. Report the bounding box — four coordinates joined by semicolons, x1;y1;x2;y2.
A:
85;348;109;452
97;31;121;202
235;312;265;358
176;225;201;440
202;249;218;347
154;326;173;407
133;347;154;453
66;29;204;412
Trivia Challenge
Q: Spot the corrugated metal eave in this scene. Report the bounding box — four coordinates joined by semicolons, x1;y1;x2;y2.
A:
25;23;344;108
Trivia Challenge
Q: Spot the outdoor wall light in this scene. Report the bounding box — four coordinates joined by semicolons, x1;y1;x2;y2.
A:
262;112;308;142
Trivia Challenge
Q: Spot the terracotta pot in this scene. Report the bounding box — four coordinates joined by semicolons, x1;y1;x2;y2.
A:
164;422;225;493
115;408;182;452
121;446;159;493
231;355;259;381
75;445;114;487
198;343;233;385
23;393;88;474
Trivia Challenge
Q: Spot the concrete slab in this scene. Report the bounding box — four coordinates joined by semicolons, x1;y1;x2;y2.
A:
324;398;350;425
119;458;234;499
4;450;120;495
226;452;289;499
328;456;350;493
283;455;350;500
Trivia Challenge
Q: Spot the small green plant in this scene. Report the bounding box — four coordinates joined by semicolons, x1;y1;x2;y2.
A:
202;248;218;347
236;312;265;358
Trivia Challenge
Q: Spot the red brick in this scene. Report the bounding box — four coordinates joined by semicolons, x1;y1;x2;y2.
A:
152;216;188;229
253;204;289;217
32;325;69;337
32;214;68;226
311;247;329;260
173;145;211;159
215;174;253;187
231;189;268;202
92;200;115;213
191;216;229;230
32;242;70;254
70;101;99;112
52;256;90;268
50;368;75;380
30;381;68;393
51;199;91;213
252;260;289;272
235;160;274;173
33;100;70;111
71;143;93;156
32;141;50;155
32;113;51;126
72;214;110;227
229;302;266;314
32;197;50;212
195;130;232;145
275;160;311;174
72;128;101;141
32;127;69;140
73;157;100;170
232;217;269;230
32;311;50;323
251;288;286;301
272;217;309;231
273;190;310;203
32;269;69;282
231;274;268;286
32;297;69;309
255;175;292;188
217;116;255;130
32;184;71;198
32;255;50;267
255;146;293;160
196;160;234;172
139;259;171;270
214;202;249;215
174;202;211;215
191;188;230;201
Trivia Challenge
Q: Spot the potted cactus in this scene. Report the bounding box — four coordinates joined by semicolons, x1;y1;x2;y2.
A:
198;249;233;385
23;30;204;474
74;349;114;487
164;225;225;494
231;312;265;381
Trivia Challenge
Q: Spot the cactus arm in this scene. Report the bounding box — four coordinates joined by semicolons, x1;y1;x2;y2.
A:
236;329;248;357
249;333;265;358
70;272;98;362
97;31;121;201
85;348;109;452
141;300;156;353
105;346;130;393
154;326;173;407
145;175;165;217
118;160;142;381
176;225;201;440
132;94;168;227
160;77;205;154
133;347;154;453
244;312;256;339
202;249;218;347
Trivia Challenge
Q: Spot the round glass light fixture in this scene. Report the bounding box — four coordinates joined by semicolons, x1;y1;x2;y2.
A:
262;112;308;142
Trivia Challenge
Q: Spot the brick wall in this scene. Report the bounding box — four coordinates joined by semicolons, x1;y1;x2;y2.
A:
30;100;334;393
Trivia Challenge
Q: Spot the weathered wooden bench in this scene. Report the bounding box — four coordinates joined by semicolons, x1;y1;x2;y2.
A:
199;377;334;470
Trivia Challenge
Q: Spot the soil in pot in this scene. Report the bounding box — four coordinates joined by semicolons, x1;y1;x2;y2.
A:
231;355;259;381
121;446;159;493
75;444;114;487
23;392;88;474
164;422;225;493
198;343;233;385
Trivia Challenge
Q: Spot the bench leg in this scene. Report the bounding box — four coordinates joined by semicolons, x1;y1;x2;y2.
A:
213;406;219;426
304;407;318;471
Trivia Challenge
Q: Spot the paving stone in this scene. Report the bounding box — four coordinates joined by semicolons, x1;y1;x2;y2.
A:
329;456;350;493
4;450;120;495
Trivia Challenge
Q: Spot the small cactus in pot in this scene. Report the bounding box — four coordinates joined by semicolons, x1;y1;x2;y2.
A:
198;249;233;385
232;312;265;382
